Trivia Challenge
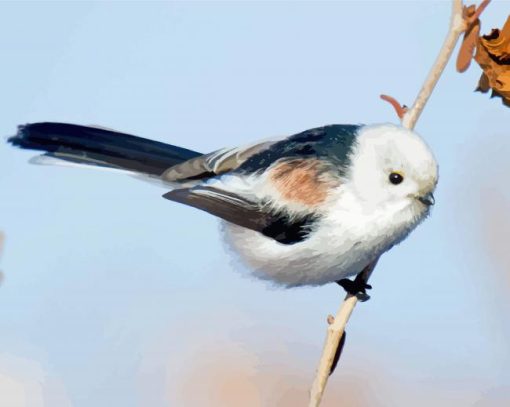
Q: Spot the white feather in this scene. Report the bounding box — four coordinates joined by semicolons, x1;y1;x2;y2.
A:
30;154;175;189
29;155;135;175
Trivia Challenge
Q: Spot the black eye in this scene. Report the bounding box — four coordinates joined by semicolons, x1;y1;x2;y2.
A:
389;172;404;185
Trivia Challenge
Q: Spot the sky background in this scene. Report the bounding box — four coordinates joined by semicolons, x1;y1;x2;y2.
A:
0;1;509;406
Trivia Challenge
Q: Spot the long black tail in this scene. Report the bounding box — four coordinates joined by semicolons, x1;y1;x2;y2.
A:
8;122;203;176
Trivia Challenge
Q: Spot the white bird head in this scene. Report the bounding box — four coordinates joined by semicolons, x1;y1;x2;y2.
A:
346;124;438;214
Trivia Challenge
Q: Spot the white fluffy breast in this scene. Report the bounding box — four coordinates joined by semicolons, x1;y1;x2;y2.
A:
222;184;428;287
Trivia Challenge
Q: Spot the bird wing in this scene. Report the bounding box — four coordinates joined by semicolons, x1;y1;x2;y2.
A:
162;124;361;242
163;185;318;244
161;140;276;183
161;124;360;185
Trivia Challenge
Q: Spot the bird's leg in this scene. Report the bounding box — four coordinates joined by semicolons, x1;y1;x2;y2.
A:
336;272;372;302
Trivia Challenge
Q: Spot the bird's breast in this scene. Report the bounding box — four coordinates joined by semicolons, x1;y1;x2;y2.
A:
221;194;426;287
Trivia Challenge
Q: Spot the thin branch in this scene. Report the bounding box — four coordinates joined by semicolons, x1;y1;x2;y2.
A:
308;261;377;407
401;0;466;130
308;1;469;406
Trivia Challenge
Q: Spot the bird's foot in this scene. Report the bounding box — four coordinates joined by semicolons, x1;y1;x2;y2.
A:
336;273;372;302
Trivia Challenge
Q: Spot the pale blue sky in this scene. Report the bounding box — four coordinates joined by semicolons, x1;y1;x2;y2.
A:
0;1;509;406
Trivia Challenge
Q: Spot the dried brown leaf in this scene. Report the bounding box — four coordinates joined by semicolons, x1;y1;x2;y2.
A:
457;23;481;72
457;5;481;72
474;16;510;106
456;1;492;73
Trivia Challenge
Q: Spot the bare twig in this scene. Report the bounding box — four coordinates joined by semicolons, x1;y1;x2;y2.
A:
401;0;467;129
308;261;377;407
308;1;471;405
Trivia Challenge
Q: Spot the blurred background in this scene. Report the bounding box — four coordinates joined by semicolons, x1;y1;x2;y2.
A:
0;1;509;406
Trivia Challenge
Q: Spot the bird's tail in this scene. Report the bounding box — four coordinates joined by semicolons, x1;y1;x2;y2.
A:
8;122;202;177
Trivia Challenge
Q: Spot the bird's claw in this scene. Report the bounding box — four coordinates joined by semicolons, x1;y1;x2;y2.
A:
336;274;372;302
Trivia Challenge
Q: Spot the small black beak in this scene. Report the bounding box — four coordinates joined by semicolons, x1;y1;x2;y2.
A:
418;192;435;206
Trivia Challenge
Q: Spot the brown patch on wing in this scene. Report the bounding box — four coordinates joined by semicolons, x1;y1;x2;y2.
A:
269;159;338;206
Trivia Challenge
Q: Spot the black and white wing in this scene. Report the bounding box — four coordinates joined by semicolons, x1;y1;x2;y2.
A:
162;124;361;243
163;186;319;245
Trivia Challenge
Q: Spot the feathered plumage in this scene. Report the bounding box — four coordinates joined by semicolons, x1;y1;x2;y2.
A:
8;122;438;287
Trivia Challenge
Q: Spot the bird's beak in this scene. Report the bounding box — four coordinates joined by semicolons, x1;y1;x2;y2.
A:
417;192;435;206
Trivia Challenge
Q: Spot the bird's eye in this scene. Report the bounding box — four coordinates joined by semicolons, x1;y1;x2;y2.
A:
389;172;404;185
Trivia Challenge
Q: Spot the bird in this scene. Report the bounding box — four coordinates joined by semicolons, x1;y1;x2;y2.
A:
8;122;438;299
